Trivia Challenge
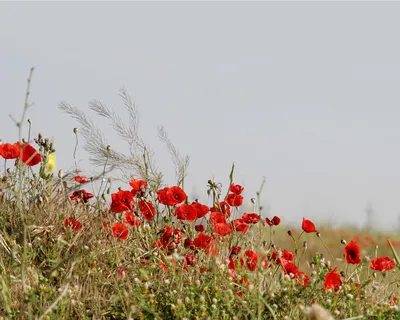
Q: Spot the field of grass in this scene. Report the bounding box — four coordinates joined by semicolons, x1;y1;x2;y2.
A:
0;71;399;319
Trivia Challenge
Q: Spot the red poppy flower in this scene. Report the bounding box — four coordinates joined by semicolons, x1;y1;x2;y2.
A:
156;187;169;204
123;211;141;227
184;238;195;249
283;261;299;276
192;202;209;219
230;246;242;256
70;189;94;203
266;216;281;226
271;249;295;263
232;218;249;234
214;223;233;236
324;267;342;292
226;193;243;207
193;232;212;249
229;184;244;195
175;204;197;221
63;217;82;232
166;186;187;206
210;212;227;226
139;200;156;221
302;217;317;233
111;222;129;240
242;213;260;224
344;241;361;265
129;178;148;196
74;175;90;184
110;190;135;213
210;201;231;218
244;250;258;271
0;142;20;159
185;253;196;266
296;271;310;287
21;143;41;166
195;224;205;232
370;256;396;272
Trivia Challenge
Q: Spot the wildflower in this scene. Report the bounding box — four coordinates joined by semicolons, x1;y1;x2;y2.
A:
232;218;249;234
242;213;260;224
184;238;195;249
226;193;243;207
282;261;299;275
111;222;129;240
296;271;310;287
124;211;141;227
244;250;258;271
166;186;187;205
302;217;317;233
139;200;156;221
192;201;209;218
184;253;196;266
230;246;242;256
193;233;212;249
324;267;342;292
21;143;41;166
370;256;396;272
210;212;227;225
271;250;295;263
266;216;281;226
175;204;197;221
70;189;94;203
63;217;82;232
129;178;148;197
214;223;233;236
229;184;244;195
210;201;231;218
195;224;205;232
110;190;135;213
0;142;20;159
74;175;90;184
344;241;361;265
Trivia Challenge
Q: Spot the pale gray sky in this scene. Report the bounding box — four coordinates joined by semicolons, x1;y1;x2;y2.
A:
2;2;400;229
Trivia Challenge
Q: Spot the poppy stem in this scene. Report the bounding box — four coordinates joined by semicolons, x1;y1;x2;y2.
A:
317;233;335;263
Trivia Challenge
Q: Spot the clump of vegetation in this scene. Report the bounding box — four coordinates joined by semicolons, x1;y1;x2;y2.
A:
0;69;399;319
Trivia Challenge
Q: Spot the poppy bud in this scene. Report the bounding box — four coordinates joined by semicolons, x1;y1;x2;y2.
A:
6;168;12;175
251;198;256;204
340;271;345;278
106;145;111;152
38;132;43;140
303;241;308;248
27;119;32;125
316;232;321;238
287;230;292;236
102;193;106;201
341;239;347;245
22;138;27;143
58;169;64;179
73;128;78;134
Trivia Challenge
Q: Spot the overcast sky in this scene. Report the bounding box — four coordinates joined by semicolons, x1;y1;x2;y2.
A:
2;2;400;229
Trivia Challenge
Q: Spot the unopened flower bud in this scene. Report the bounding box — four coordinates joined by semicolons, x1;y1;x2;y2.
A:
251;198;256;204
27;119;32;125
341;239;347;245
106;145;111;152
303;241;308;248
58;169;64;179
316;232;321;238
287;230;292;236
73;128;78;134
